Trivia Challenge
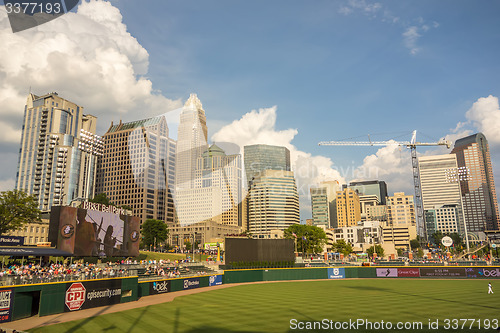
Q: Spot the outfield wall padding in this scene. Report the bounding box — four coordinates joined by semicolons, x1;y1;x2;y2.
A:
2;266;500;324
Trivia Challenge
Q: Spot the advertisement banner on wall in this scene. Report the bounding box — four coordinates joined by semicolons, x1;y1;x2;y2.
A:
420;268;466;277
64;279;122;312
149;280;171;295
376;268;398;277
466;268;484;278
480;268;500;278
0;288;14;323
327;267;345;279
209;275;223;286
397;268;420;277
183;277;200;290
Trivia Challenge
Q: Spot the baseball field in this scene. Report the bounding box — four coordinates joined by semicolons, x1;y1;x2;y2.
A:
28;279;498;333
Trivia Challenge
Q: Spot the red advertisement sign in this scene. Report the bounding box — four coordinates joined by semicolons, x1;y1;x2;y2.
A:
397;268;420;277
65;282;86;311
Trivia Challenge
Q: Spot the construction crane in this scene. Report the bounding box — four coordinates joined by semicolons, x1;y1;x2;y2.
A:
318;130;451;242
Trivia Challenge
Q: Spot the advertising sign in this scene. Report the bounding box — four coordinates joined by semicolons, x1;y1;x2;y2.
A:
50;206;140;257
327;267;345;279
397;268;420;278
209;275;223;286
65;282;86;311
0;236;24;246
420;268;465;277
183;277;200;290
441;236;453;247
480;267;500;278
149;280;171;295
0;288;14;323
376;268;398;277
466;268;484;278
64;279;122;312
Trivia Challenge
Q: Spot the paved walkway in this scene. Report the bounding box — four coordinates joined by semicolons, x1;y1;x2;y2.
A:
0;282;251;332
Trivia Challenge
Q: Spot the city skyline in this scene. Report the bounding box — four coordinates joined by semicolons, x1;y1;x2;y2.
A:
1;1;500;221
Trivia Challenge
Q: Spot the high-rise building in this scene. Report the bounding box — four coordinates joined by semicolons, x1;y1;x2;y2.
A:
310;187;329;227
451;133;500;231
359;194;379;221
386;192;415;227
95;116;176;224
175;144;242;227
346;180;388;205
175;93;208;190
243;144;290;185
418;154;466;235
335;188;361;228
310;180;340;228
247;170;300;237
16;92;102;211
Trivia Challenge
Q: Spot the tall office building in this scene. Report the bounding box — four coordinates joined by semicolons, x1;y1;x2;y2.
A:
335;188;361;228
451;133;500;231
175;144;242;227
386;192;415;227
418;154;466;235
310;180;340;228
95;116;176;224
16;92;102;211
346;180;388;205
175;93;208;190
247;170;300;237
244;144;290;185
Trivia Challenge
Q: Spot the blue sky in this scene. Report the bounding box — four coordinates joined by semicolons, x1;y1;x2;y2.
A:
1;0;500;218
111;0;500;157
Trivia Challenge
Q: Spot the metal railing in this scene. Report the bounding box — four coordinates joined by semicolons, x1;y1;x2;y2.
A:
0;270;131;286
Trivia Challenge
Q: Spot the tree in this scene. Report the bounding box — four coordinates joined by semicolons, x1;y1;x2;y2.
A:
141;219;168;249
367;244;385;258
0;190;41;235
184;240;192;252
89;193;112;206
331;239;353;256
430;231;444;247
284;224;327;254
410;238;421;250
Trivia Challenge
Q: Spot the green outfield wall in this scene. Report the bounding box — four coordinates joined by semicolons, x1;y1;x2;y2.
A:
1;266;498;324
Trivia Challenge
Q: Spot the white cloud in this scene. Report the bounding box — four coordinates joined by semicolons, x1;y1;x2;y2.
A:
0;0;182;145
353;143;414;195
338;0;437;55
402;26;421;55
339;0;382;16
212;106;346;218
353;95;500;199
465;95;500;146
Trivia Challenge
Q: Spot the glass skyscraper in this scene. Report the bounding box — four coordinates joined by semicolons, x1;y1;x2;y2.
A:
16;92;102;211
243;144;290;185
451;133;500;231
346;180;388;205
95;116;176;224
247;170;300;237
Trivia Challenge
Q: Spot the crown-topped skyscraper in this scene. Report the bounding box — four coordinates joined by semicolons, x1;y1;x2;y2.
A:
175;93;208;191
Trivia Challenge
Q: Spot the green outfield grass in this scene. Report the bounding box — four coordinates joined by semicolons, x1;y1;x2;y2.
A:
29;279;499;333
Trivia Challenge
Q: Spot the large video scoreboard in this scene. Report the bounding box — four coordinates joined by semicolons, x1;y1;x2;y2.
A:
49;203;140;257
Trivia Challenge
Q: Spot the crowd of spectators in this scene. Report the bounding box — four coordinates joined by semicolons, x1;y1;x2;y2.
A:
0;261;129;285
0;258;215;285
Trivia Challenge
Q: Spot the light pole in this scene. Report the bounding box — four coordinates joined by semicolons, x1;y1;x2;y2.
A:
192;232;196;262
